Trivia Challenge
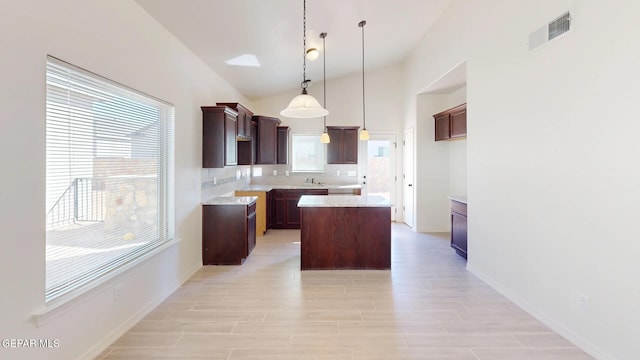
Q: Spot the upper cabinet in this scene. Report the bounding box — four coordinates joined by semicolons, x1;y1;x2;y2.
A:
434;103;467;141
277;126;289;164
254;115;281;164
216;102;253;140
202;106;237;168
327;126;359;164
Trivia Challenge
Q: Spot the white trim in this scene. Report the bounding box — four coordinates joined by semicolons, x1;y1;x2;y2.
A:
467;263;616;360
77;261;202;360
32;238;182;327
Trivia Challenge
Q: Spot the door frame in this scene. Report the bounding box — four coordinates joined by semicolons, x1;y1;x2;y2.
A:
358;131;400;221
403;128;415;229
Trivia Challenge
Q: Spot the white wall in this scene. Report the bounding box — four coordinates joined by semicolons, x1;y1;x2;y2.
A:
0;1;251;359
405;0;640;359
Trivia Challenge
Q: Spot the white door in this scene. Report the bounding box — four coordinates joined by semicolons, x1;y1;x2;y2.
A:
403;128;415;229
365;133;397;221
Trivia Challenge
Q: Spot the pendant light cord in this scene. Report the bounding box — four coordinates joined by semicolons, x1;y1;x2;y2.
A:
321;32;327;130
359;20;366;130
302;0;308;92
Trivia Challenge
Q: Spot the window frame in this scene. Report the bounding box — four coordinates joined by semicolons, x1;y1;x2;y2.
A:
291;133;326;173
44;56;175;304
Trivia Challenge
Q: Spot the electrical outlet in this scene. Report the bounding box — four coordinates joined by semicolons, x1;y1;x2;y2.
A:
113;284;122;302
273;170;277;176
577;294;589;311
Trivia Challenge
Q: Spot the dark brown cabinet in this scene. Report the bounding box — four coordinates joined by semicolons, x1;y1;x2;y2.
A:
202;201;257;265
450;199;467;259
326;126;359;164
217;102;253;140
254;116;281;164
202;106;237;168
277;126;289;164
272;188;328;229
237;121;256;165
434;103;467;141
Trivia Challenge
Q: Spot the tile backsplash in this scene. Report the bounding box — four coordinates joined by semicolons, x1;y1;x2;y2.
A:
201;164;360;202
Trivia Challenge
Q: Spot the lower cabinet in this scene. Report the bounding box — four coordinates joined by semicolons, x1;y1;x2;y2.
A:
202;201;257;265
450;200;467;259
235;190;268;236
272;189;328;229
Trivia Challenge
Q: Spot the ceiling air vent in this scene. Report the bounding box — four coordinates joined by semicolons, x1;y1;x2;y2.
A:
529;11;572;50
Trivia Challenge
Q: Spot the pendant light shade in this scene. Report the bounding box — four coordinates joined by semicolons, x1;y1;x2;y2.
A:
280;0;328;119
281;92;328;118
358;20;369;141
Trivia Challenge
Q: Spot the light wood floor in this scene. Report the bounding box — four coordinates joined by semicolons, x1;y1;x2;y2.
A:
97;224;593;360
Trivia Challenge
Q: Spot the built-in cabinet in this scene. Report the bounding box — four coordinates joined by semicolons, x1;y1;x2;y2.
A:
326;126;359;164
272;189;328;229
216;102;253;140
202;201;256;265
434;103;467;141
202;106;238;168
450;199;467;259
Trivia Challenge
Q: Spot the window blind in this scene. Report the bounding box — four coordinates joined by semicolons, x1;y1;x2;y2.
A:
45;56;174;302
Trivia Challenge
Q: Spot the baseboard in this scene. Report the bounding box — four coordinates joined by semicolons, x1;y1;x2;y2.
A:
79;261;202;360
466;263;616;360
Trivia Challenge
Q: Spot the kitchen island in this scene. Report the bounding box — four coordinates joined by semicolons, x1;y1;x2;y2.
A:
297;195;391;270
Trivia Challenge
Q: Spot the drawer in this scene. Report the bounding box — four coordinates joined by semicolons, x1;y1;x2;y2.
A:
247;202;257;215
450;200;467;216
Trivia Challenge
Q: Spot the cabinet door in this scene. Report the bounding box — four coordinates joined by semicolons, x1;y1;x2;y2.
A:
256;117;278;164
272;190;287;228
266;190;273;230
434;113;450;141
202;111;224;168
277;126;289;164
225;113;237;166
326;126;359;164
237;110;246;139
342;128;358;164
285;190;303;228
247;208;256;256
450;107;467;138
326;128;344;164
451;211;467;259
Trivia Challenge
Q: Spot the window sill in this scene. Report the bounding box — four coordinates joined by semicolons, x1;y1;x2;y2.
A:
32;238;181;328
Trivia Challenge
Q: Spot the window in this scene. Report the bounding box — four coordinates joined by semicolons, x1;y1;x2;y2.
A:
45;56;174;302
291;134;325;172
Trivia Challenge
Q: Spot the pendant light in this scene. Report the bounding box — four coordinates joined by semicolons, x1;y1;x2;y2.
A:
358;20;369;141
280;0;329;119
319;32;330;144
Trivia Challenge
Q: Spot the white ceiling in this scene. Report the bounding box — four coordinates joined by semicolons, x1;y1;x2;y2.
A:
135;0;454;100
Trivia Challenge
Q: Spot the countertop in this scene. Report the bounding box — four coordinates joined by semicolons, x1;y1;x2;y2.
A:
298;195;391;208
448;195;467;204
202;196;257;206
239;184;362;192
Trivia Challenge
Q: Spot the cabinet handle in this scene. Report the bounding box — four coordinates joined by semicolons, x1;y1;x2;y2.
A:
408;184;413;187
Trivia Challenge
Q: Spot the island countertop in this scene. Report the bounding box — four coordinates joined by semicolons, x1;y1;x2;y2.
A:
298;195;390;208
448;195;467;204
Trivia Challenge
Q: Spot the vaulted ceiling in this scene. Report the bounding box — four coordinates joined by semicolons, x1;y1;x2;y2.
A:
135;0;453;100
